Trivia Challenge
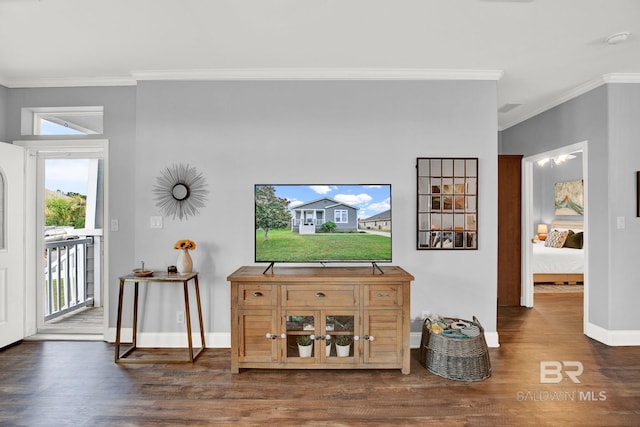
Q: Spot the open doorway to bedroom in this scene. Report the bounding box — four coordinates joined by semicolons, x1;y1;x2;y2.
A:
522;141;588;324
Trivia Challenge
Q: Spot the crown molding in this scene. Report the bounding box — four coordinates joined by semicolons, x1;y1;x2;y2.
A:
500;72;640;130
603;72;640;84
3;76;137;88
2;68;504;88
131;68;504;82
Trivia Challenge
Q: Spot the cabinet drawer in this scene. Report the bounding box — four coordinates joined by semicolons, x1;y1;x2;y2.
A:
364;285;403;307
283;285;357;307
238;284;276;306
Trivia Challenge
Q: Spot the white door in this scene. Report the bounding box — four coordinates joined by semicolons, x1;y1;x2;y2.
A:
0;142;25;347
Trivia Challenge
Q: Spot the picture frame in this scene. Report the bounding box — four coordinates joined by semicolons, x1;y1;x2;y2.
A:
637;171;640;217
416;157;478;250
554;179;584;216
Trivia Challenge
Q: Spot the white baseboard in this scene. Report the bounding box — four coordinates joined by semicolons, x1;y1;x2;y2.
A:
106;330;501;349
586;322;640;346
105;328;230;348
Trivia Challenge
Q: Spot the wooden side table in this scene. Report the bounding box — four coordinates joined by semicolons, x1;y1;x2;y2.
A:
114;271;205;363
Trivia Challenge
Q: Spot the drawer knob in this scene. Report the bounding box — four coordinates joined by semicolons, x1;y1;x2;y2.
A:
364;335;376;341
265;333;287;340
315;292;326;298
252;291;263;297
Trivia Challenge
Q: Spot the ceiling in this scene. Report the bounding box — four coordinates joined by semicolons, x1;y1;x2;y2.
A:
1;0;639;129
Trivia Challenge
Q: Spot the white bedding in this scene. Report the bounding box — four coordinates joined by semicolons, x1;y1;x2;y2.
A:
532;241;584;274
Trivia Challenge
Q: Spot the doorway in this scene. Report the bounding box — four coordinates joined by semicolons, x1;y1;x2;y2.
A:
16;140;109;339
522;141;588;329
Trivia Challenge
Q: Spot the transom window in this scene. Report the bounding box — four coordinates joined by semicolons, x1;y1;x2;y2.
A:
334;209;348;223
21;106;104;136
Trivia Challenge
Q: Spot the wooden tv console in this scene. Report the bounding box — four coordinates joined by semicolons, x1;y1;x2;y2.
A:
227;265;414;374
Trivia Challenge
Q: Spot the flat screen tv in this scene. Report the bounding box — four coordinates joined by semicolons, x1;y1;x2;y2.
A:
255;184;392;267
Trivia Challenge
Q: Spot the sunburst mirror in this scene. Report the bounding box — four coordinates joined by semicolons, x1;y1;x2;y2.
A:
153;163;208;220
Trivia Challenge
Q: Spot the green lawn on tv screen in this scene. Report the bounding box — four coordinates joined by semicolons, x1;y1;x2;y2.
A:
255;229;391;262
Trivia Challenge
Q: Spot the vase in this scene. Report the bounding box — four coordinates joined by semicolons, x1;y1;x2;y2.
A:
176;249;193;273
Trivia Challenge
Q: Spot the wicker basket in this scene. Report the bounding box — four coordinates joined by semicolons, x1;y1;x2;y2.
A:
420;316;491;381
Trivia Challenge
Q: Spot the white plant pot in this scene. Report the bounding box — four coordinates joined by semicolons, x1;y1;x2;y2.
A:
298;343;313;358
326;342;332;357
336;343;351;357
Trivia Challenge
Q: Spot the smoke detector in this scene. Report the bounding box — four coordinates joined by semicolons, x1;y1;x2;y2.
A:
606;31;630;45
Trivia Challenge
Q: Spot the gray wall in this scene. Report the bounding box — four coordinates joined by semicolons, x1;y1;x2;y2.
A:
502;83;640;331
533;152;583;233
133;80;499;335
607;83;640;329
5;80;500;338
6;86;137;325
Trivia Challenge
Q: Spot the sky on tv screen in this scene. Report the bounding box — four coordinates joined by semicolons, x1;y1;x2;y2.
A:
271;184;390;219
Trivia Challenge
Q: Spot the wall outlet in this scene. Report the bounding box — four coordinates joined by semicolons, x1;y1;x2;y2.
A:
176;311;185;323
150;216;163;229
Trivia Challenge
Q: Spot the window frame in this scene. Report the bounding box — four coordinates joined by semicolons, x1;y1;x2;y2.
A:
334;209;348;224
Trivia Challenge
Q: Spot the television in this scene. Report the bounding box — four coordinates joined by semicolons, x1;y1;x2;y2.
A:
255;184;392;268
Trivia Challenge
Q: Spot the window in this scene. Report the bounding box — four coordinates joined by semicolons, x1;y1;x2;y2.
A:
21;107;104;136
334;210;348;223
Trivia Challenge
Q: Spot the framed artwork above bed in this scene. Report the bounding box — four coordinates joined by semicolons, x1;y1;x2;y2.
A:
554;179;584;216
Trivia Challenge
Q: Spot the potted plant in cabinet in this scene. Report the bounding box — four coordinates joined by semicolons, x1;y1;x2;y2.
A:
335;335;352;357
325;336;332;357
296;335;313;358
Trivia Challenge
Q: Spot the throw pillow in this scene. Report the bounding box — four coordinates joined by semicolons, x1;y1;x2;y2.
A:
564;231;584;249
545;229;569;248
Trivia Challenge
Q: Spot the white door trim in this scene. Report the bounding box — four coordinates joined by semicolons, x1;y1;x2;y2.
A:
15;139;109;338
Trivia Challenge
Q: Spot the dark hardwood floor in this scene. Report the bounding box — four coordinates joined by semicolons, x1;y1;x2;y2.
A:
1;293;639;426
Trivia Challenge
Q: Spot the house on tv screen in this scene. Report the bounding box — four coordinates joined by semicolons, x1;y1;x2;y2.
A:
290;198;359;234
359;209;391;232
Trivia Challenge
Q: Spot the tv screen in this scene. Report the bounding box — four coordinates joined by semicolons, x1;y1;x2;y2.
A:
255;184;392;263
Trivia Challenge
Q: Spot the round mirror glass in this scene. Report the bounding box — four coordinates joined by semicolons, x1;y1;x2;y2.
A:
172;183;189;201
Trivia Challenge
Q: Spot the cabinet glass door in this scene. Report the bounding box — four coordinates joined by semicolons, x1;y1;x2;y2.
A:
325;313;356;361
284;313;316;360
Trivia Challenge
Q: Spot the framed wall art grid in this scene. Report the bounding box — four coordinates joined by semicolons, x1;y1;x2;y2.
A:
417;158;478;250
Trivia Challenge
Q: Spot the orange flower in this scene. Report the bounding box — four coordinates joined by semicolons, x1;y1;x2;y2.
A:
174;239;196;250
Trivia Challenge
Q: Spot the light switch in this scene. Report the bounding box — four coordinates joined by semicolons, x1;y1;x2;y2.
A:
110;219;119;232
150;216;163;229
616;216;625;229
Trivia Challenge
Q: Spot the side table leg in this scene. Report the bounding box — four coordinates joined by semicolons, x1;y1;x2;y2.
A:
183;281;194;362
114;279;125;362
132;281;139;348
194;275;206;350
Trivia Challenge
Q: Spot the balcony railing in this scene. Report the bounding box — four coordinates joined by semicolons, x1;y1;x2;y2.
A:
44;237;93;321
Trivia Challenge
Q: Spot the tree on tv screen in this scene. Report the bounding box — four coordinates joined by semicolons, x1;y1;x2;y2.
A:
255;185;291;241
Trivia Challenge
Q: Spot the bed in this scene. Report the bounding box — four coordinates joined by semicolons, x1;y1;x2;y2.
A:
532;220;584;284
